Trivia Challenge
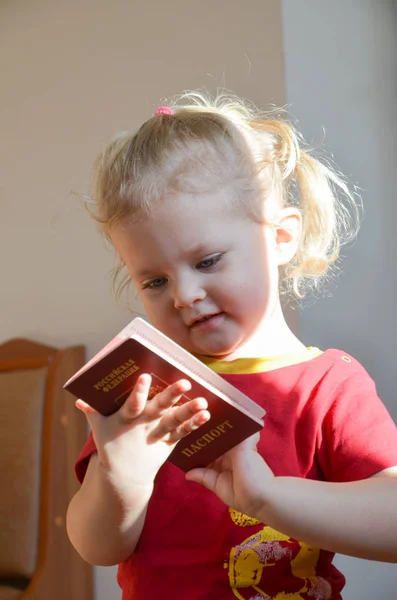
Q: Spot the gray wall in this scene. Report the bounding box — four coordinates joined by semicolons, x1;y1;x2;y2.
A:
282;0;397;597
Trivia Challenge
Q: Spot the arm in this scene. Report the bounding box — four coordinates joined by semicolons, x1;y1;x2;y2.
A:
67;375;210;566
67;452;152;566
186;436;397;563
258;467;397;562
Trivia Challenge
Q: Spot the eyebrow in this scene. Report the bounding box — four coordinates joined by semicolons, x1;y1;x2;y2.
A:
184;243;213;257
134;267;161;281
134;243;218;280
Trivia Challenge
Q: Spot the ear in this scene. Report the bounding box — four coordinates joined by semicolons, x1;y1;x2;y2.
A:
273;207;302;266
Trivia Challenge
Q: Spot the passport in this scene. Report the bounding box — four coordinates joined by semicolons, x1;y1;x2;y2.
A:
64;317;265;471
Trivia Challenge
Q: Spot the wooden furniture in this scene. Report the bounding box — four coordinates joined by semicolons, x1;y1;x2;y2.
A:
0;338;93;600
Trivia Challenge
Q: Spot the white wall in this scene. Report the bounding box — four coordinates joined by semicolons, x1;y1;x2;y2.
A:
281;0;397;597
0;2;285;598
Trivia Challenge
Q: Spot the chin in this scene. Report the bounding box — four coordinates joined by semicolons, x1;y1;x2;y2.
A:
184;323;245;359
194;340;242;359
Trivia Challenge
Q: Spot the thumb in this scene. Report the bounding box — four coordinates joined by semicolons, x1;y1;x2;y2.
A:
240;431;260;449
185;466;220;492
75;399;102;428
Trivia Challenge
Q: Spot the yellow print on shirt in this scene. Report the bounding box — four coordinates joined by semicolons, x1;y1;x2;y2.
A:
227;510;332;600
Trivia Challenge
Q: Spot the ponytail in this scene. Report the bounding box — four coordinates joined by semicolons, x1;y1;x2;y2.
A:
251;118;360;296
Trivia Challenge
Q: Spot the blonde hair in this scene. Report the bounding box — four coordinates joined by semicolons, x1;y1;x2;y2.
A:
88;89;360;298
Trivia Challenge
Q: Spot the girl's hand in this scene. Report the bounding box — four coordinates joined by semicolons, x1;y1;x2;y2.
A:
76;374;210;487
186;433;274;519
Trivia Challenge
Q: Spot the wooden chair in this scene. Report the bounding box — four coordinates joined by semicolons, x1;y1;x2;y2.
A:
0;338;93;600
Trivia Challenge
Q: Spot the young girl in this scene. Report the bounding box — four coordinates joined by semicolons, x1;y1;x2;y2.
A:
67;91;397;600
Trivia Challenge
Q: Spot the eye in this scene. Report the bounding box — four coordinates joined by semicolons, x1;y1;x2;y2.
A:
196;254;223;270
142;277;168;290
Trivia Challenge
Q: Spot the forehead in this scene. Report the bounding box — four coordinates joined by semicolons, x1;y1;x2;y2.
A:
130;185;245;232
111;188;251;269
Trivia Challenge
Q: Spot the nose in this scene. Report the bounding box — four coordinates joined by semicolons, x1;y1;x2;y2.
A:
172;274;207;309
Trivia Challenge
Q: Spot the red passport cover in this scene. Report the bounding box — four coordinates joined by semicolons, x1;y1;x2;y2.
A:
64;336;263;471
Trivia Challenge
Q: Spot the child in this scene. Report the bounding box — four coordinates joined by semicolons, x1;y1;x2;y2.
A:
67;91;397;600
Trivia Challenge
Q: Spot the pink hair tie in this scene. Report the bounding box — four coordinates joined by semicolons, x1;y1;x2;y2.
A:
154;106;174;116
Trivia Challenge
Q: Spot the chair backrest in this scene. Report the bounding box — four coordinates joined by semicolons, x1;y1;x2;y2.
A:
0;339;93;600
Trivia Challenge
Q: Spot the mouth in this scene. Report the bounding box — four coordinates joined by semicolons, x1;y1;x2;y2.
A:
189;312;223;328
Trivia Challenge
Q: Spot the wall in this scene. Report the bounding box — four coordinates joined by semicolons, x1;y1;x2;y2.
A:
0;2;285;598
281;0;397;597
3;1;395;597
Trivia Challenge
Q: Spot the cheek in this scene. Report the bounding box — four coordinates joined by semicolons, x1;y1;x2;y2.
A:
134;292;156;321
228;270;273;311
139;295;173;327
139;297;159;320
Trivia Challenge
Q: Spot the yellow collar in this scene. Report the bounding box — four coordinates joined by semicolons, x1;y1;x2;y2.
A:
197;347;323;375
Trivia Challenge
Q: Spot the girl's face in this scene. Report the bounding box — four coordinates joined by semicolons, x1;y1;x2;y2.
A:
111;186;298;359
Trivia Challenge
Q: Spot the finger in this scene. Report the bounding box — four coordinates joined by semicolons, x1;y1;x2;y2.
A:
148;401;210;444
167;407;211;443
151;379;192;413
75;399;96;414
228;432;261;460
119;373;152;422
75;399;102;428
185;467;208;485
152;396;209;440
210;453;232;472
249;431;261;448
163;396;208;431
185;465;229;494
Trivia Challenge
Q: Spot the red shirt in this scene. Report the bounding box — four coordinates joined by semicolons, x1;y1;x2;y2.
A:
75;349;397;599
